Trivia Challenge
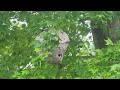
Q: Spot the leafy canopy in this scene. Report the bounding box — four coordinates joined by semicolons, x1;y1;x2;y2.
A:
1;11;120;79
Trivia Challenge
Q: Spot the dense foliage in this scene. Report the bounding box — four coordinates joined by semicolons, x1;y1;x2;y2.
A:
1;11;120;79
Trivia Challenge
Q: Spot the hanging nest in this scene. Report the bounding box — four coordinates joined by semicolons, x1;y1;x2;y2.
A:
35;30;70;64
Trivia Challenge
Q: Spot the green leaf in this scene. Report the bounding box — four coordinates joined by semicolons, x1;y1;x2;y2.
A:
21;70;29;75
110;64;120;72
105;38;114;46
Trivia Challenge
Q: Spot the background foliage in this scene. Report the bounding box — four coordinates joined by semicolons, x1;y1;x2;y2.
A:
1;11;120;79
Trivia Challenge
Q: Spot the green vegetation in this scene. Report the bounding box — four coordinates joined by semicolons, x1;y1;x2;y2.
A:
0;11;120;79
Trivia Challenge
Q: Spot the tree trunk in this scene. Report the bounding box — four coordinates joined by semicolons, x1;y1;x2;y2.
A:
91;18;120;49
91;27;107;49
108;19;120;43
